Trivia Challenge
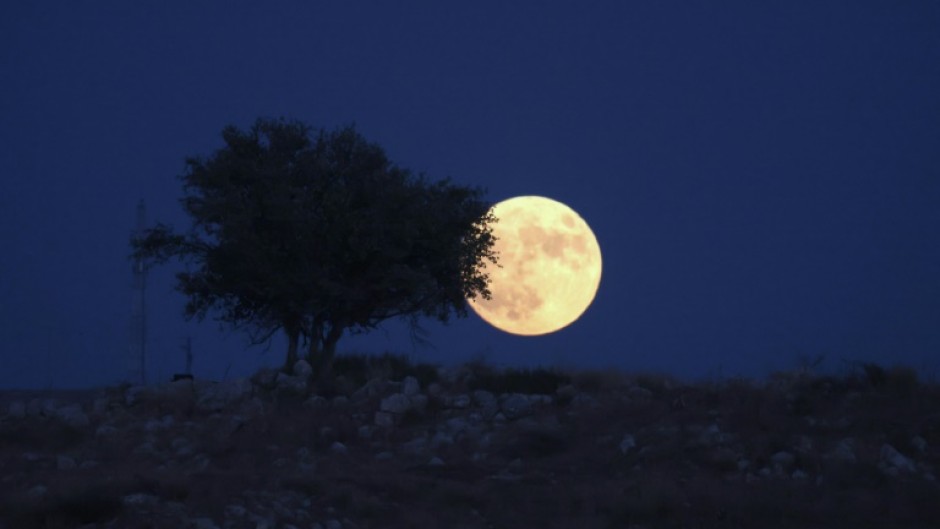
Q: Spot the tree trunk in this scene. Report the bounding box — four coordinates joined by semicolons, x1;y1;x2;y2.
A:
318;326;344;383
309;324;344;384
283;328;300;373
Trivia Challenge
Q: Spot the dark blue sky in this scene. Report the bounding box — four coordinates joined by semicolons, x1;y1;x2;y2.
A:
2;2;938;389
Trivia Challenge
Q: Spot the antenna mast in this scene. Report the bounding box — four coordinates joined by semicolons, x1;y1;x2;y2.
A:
128;199;147;385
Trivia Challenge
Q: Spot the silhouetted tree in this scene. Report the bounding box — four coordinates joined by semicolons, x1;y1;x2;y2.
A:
131;118;497;380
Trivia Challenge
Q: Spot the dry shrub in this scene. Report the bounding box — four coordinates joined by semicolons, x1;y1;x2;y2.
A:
567;368;629;394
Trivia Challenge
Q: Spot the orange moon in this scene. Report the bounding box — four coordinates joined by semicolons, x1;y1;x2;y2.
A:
469;196;602;335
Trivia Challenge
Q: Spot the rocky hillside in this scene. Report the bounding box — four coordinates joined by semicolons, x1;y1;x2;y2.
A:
1;354;938;528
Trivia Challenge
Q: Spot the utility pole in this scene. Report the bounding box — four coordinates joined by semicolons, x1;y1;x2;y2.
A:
128;199;147;385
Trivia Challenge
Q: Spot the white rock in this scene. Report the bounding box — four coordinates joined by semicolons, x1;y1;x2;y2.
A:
331;395;349;406
352;378;388;401
54;403;90;429
791;469;808;480
25;398;52;416
556;384;578;400
171;437;193;457
472;390;499;418
374;451;394;460
95;425;119;438
56;455;76;470
190;517;220;529
7;400;25;419
189;453;211;473
525;394;552;406
570;393;599;409
329;442;348;455
239;396;265;417
402;376;420;396
325;520;342;529
827;438;857;463
499;394;533;420
273;373;308;397
303;395;329;409
358;425;373;440
196;378;253;412
224;504;247;518
123;493;159;506
911;436;928;454
27;485;47;498
144;415;174;432
427;456;445;467
793;435;814;454
697;423;724;445
430;431;454;449
771;451;796;472
374;411;395;427
293;359;313;378
319;426;335;440
408;394;428;413
445;416;472;434
251;367;279;389
403;436;428;454
380;393;412;414
880;443;917;474
133;440;157;456
445;394;472;409
619;434;636;455
92;396;112;416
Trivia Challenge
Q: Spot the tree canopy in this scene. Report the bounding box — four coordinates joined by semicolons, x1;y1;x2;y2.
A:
131;118;497;379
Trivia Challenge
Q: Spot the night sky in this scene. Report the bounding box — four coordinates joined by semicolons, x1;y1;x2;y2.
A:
2;2;938;389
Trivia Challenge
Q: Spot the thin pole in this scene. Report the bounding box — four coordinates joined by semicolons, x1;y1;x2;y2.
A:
129;199;147;385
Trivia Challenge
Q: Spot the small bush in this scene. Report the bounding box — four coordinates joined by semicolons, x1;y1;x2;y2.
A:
862;363;888;388
332;353;372;386
368;351;414;379
332;351;440;388
493;423;572;459
567;369;628;394
631;371;679;394
886;365;919;394
409;362;441;389
467;367;571;395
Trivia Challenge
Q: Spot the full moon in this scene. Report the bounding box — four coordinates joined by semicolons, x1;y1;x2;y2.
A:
468;196;602;335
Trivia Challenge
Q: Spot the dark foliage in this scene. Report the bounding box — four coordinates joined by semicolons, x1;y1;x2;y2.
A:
131;118;497;377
